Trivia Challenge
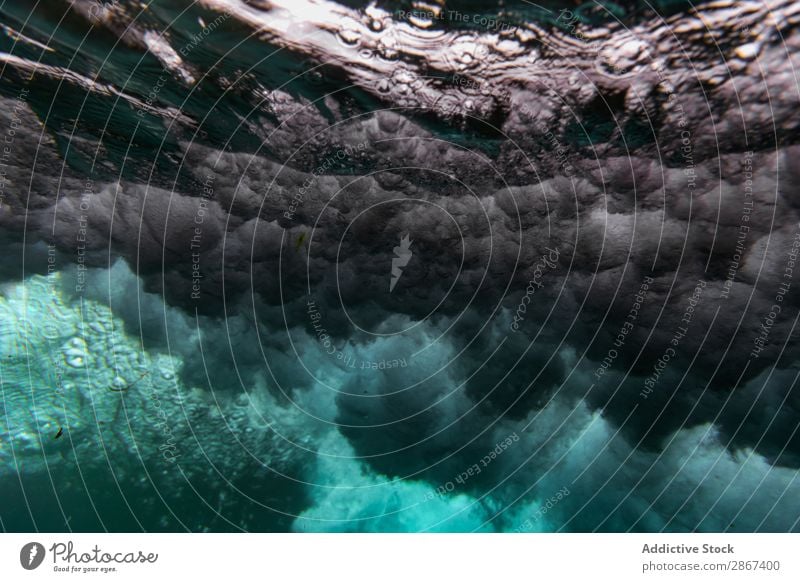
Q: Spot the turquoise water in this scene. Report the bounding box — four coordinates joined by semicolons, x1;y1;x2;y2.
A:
1;260;798;531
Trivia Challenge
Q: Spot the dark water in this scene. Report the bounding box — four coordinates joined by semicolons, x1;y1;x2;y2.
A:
0;0;799;532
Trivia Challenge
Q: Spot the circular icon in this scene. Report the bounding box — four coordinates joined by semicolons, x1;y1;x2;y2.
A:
19;542;45;570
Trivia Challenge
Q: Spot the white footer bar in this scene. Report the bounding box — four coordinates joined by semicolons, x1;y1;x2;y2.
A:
1;534;796;581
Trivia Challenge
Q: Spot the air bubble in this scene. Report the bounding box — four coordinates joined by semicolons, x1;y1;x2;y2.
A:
394;70;414;84
64;351;85;368
63;337;88;368
735;43;759;60
378;39;400;61
408;13;434;29
376;78;392;93
409;0;443;29
338;28;361;46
